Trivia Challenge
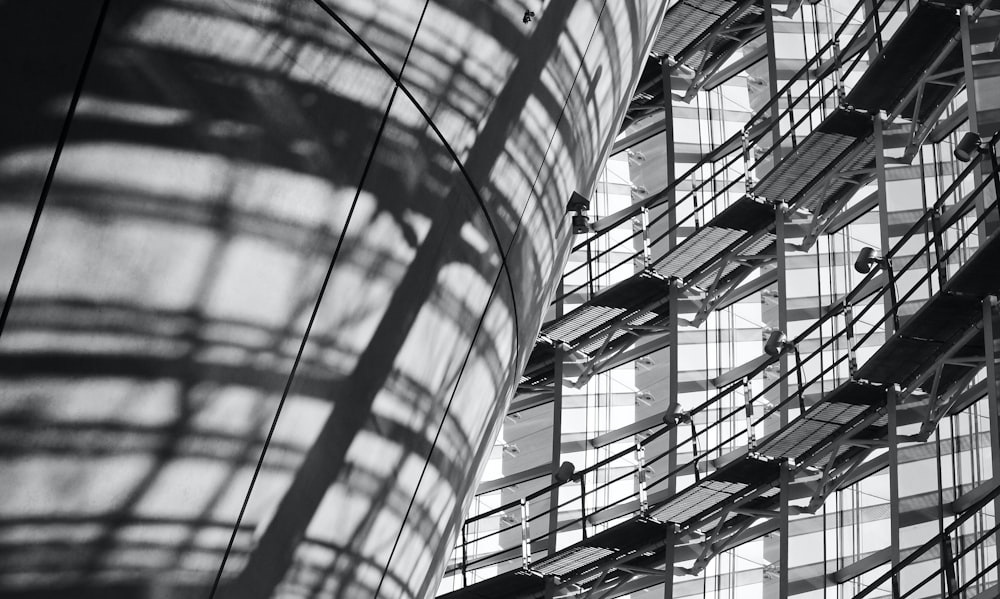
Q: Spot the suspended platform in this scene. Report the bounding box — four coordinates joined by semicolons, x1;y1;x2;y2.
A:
845;1;963;125
455;222;1000;599
518;271;674;391
753;107;875;248
439;518;667;599
519;196;775;395
625;0;766;127
844;0;965;159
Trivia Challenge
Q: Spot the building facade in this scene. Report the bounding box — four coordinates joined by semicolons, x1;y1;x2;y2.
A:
448;1;1000;598
0;1;667;598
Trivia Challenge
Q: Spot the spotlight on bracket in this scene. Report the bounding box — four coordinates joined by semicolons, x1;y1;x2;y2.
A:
854;247;901;331
764;329;794;357
555;461;576;484
955;131;984;163
854;246;881;274
566;192;591;213
566;191;591;235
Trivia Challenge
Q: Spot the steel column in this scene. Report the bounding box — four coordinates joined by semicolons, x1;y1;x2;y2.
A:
765;7;793;596
779;461;792;598
521;497;532;569
659;55;680;496
984;296;1000;587
664;524;676;599
548;321;565;561
776;202;790;425
888;386;902;596
874;115;895;338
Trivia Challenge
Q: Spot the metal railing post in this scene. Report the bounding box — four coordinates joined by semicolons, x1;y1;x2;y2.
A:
642;206;651;268
637;442;649;516
461;523;469;587
520;498;532;569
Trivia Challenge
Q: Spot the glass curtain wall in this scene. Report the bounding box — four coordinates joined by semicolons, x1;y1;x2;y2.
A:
451;1;1000;598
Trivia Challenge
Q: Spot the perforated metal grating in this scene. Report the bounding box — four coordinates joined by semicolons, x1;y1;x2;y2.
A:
650;0;732;59
797;143;875;214
692;3;765;69
756;402;868;459
754;132;856;203
532;546;617;576
543;306;626;343
656;227;745;280
692;232;776;288
757;420;841;460
651;480;748;523
810;402;868;424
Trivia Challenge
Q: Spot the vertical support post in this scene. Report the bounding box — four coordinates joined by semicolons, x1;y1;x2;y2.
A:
660;57;678;232
984;296;1000;586
874;115;895;338
942;535;959;596
664;524;676;599
862;1;880;63
871;0;883;53
888;385;902;596
764;0;784;166
961;4;982;179
931;203;947;288
520;497;532;570
765;0;785;401
652;68;680;597
884;258;900;333
776;201;790;427
579;474;587;541
642;206;652;268
991;143;1000;226
845;302;858;378
961;4;989;247
461;523;469;587
779;461;792;599
637;441;649;516
765;8;791;596
548;344;564;557
689;416;701;483
832;35;845;107
786;91;796;149
586;244;596;299
936;429;948;598
660;57;680;506
793;345;805;414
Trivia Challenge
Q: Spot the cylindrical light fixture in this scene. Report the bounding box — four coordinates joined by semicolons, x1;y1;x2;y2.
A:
854;246;878;274
764;329;787;357
955;131;982;162
555;461;576;484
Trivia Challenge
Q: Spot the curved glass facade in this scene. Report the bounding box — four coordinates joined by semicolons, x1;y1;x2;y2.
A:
0;1;667;598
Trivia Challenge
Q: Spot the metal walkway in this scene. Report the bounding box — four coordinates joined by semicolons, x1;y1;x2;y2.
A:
450;5;1000;595
753;107;875;247
519;195;775;393
519;271;674;391
845;1;964;123
516;0;978;403
446;219;1000;599
625;0;766;128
